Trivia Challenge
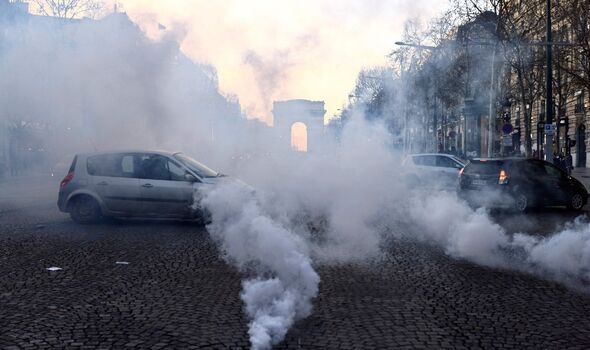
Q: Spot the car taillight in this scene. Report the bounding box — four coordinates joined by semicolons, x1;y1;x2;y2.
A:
499;169;508;184
60;172;74;188
459;167;465;176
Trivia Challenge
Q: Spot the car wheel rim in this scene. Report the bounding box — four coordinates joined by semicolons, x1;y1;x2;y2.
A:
78;201;94;218
572;194;583;210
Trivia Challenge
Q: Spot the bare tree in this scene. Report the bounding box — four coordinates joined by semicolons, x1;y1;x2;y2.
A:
552;19;577;152
556;0;590;93
449;0;506;24
31;0;104;19
389;19;434;151
498;1;547;156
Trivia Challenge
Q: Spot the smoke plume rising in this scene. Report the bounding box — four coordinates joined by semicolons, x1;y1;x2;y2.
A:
3;6;590;350
197;113;590;348
201;181;319;349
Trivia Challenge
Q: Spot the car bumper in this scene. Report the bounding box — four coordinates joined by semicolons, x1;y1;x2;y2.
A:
458;185;514;208
57;190;68;212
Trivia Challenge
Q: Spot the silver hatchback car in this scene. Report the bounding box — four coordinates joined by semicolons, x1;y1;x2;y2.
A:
57;151;222;223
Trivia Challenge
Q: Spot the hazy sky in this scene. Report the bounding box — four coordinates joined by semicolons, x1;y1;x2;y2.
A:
104;0;449;124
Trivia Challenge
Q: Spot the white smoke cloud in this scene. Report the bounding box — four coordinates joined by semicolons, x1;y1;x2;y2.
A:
201;180;319;349
0;11;244;170
198;113;590;348
4;6;589;350
401;191;510;268
104;0;450;121
513;220;590;286
398;190;590;289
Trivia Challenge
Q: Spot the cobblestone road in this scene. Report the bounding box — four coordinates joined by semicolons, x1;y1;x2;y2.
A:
1;177;590;349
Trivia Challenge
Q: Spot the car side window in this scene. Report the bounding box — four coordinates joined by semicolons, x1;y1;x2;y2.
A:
168;160;187;181
437;156;462;169
526;161;547;177
87;155;109;176
138;154;170;181
87;154;136;178
413;155;436;166
119;155;135;177
544;164;563;179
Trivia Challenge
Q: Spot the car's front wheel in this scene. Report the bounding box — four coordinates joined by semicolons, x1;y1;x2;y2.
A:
70;196;101;224
513;192;529;213
567;192;586;211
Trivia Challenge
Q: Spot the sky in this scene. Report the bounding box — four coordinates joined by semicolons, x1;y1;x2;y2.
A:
103;0;449;124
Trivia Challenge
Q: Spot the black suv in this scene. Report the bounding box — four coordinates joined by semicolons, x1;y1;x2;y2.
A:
458;158;588;212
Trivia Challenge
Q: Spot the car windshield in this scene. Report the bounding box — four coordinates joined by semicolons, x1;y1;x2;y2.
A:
174;153;219;178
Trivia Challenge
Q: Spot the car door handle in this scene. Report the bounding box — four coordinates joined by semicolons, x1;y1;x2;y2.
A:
142;183;154;188
97;181;108;186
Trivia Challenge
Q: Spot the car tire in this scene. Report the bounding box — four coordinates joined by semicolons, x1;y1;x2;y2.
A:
195;209;212;226
513;192;529;213
567;192;585;211
70;196;101;224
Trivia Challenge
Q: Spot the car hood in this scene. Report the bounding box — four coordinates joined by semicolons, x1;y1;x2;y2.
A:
200;175;251;188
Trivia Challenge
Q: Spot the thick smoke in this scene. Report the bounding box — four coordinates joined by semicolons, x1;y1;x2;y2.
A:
0;11;245;172
401;190;590;288
512;220;590;286
4;6;590;350
200;181;319;349
198;113;590;348
242;34;319;120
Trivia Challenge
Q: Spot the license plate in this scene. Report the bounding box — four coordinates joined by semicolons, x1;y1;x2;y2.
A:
471;179;486;186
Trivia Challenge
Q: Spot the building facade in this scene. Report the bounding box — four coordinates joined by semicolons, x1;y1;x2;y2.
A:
505;0;590;166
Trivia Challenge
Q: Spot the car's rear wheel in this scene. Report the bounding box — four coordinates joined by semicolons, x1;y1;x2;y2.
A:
567;192;585;211
70;196;101;224
513;192;529;213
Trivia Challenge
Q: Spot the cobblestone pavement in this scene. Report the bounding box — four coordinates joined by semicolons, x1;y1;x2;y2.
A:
1;177;590;349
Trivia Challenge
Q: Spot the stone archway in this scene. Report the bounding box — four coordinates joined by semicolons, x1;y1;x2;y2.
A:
290;122;308;152
273;100;326;152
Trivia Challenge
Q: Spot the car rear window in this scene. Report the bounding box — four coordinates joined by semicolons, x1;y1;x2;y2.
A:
464;161;504;175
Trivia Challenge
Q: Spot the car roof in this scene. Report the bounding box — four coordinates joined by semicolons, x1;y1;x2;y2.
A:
472;157;521;160
470;157;536;162
76;150;180;158
408;153;466;162
408;153;464;159
409;153;452;156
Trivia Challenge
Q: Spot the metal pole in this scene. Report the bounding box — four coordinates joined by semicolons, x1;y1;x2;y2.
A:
545;0;554;163
487;45;497;158
463;115;467;157
433;85;438;153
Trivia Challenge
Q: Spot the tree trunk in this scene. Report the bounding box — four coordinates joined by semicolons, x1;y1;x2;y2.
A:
516;69;532;157
524;106;533;157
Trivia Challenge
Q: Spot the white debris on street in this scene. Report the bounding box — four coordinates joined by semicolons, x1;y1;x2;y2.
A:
46;267;63;271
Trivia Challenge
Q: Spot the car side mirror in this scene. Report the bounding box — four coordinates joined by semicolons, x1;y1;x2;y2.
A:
184;173;198;182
